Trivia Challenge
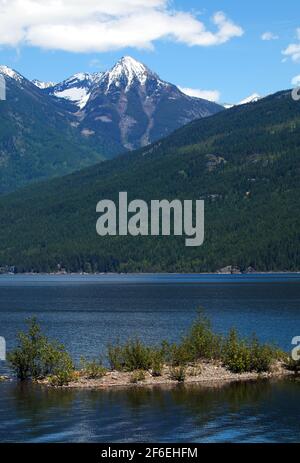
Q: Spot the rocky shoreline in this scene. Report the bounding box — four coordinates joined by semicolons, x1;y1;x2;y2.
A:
39;361;292;390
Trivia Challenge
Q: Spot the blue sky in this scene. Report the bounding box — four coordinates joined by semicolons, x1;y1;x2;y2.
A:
0;0;300;103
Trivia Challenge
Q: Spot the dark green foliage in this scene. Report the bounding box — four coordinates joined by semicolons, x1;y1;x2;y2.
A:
8;318;74;381
222;329;279;374
165;342;192;367
150;350;164;377
123;339;153;371
0;77;119;194
180;313;223;362
248;336;277;373
107;341;124;371
48;369;75;387
161;315;277;374
222;329;252;373
80;357;107;379
170;366;186;382
107;339;158;372
0;91;299;272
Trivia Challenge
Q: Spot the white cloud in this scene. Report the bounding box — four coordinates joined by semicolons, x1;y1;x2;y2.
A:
261;32;279;41
292;75;300;86
282;28;300;62
179;86;221;102
283;43;300;62
0;1;244;52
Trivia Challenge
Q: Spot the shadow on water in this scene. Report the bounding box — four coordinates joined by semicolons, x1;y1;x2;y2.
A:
0;377;299;442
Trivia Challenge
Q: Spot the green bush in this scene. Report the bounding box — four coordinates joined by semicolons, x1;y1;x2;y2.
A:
166;342;191;367
222;329;278;374
107;341;124;371
8;318;74;382
108;339;158;372
80;358;107;379
248;336;275;373
181;314;223;362
48;369;75;387
222;329;252;373
130;370;146;383
160;313;223;366
170;366;186;382
122;339;153;371
150;350;164;377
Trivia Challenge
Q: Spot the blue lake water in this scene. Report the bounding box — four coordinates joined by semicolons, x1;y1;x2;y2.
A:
0;273;299;442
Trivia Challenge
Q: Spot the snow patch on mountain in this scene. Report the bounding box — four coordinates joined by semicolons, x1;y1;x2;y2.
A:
238;93;261;105
54;87;91;109
223;93;262;109
32;79;56;89
0;65;24;83
46;71;103;109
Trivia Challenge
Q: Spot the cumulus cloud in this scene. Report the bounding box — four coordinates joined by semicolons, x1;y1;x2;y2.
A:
282;28;300;62
178;86;221;102
283;44;300;62
261;32;279;41
0;0;244;52
291;75;300;86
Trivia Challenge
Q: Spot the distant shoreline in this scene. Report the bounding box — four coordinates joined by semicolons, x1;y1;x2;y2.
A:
1;271;300;277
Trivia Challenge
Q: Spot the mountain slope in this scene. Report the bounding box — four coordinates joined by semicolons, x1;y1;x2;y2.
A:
0;66;120;194
0;57;223;194
0;90;299;273
81;56;223;150
45;72;103;109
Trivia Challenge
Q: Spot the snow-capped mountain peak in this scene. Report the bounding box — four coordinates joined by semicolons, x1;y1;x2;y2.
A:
0;57;223;161
0;65;24;83
36;57;167;109
28;56;222;135
103;56;154;93
32;79;56;90
82;56;222;150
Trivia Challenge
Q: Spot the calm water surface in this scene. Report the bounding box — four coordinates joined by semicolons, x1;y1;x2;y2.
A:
0;273;299;442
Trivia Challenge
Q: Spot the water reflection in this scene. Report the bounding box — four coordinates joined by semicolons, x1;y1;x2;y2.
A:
0;378;299;443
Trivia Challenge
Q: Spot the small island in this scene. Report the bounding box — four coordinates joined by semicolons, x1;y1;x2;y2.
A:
6;313;299;390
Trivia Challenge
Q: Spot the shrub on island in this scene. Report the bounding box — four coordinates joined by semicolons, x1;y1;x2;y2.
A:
7;312;287;386
8;318;74;383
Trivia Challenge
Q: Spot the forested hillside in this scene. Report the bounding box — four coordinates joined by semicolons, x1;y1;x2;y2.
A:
0;90;299;273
